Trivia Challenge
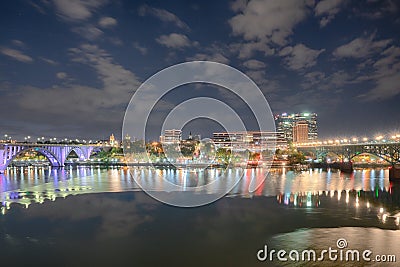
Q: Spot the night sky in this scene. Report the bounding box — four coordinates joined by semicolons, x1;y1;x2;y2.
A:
1;0;399;141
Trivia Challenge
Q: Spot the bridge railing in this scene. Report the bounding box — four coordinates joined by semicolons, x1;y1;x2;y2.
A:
295;140;400;148
0;142;104;147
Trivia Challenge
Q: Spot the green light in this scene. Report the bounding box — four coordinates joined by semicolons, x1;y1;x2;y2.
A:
303;113;310;116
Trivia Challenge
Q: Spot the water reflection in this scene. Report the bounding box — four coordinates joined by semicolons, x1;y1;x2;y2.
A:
0;166;397;215
276;184;400;230
0;166;399;266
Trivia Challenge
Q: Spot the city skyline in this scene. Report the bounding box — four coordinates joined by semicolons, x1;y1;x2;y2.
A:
1;0;399;140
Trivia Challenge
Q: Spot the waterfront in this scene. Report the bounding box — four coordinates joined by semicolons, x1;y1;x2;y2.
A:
0;166;399;266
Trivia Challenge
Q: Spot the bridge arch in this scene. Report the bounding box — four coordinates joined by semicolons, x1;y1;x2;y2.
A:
65;147;86;161
5;147;61;168
0;144;100;173
350;152;392;164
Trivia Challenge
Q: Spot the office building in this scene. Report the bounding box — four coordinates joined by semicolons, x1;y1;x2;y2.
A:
212;131;287;152
275;112;318;142
293;121;309;143
160;129;182;144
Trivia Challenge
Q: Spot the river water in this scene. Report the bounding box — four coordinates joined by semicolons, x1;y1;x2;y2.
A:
0;166;399;266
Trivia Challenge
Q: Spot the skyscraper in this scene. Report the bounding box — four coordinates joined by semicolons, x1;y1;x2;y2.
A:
293;121;309;143
275;112;318;142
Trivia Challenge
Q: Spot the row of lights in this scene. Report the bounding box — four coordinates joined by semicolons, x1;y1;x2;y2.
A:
297;134;400;146
1;134;96;144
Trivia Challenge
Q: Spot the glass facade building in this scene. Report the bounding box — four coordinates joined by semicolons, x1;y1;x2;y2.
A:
275;112;318;142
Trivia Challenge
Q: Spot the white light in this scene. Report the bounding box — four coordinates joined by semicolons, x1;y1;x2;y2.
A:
382;213;388;223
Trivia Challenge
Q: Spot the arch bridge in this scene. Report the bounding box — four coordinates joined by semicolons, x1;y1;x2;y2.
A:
296;141;400;164
0;143;103;173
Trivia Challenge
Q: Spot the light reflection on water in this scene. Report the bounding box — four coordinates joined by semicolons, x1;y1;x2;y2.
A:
0;166;399;266
0;166;396;213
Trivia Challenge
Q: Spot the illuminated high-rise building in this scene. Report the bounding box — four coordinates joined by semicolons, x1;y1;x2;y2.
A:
275;112;318;142
293;121;309;143
212;131;287;151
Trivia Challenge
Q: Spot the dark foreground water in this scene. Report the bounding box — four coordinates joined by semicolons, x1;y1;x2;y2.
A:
0;166;399;266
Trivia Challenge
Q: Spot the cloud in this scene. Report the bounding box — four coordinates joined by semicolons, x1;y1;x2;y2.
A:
301;69;356;92
29;0;46;14
98;16;117;28
230;41;275;59
301;71;326;88
243;59;266;69
12;39;25;48
138;4;190;31
72;25;103;40
333;33;391;59
356;0;399;19
230;0;248;12
361;72;400;101
0;47;33;62
359;45;400;101
279;44;325;70
187;53;230;64
244;70;279;94
52;0;109;21
68;44;141;102
156;33;193;49
229;0;314;46
186;42;231;64
132;42;148;55
314;0;346;27
56;72;68;79
7;44;142;136
108;37;123;46
39;57;58;65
